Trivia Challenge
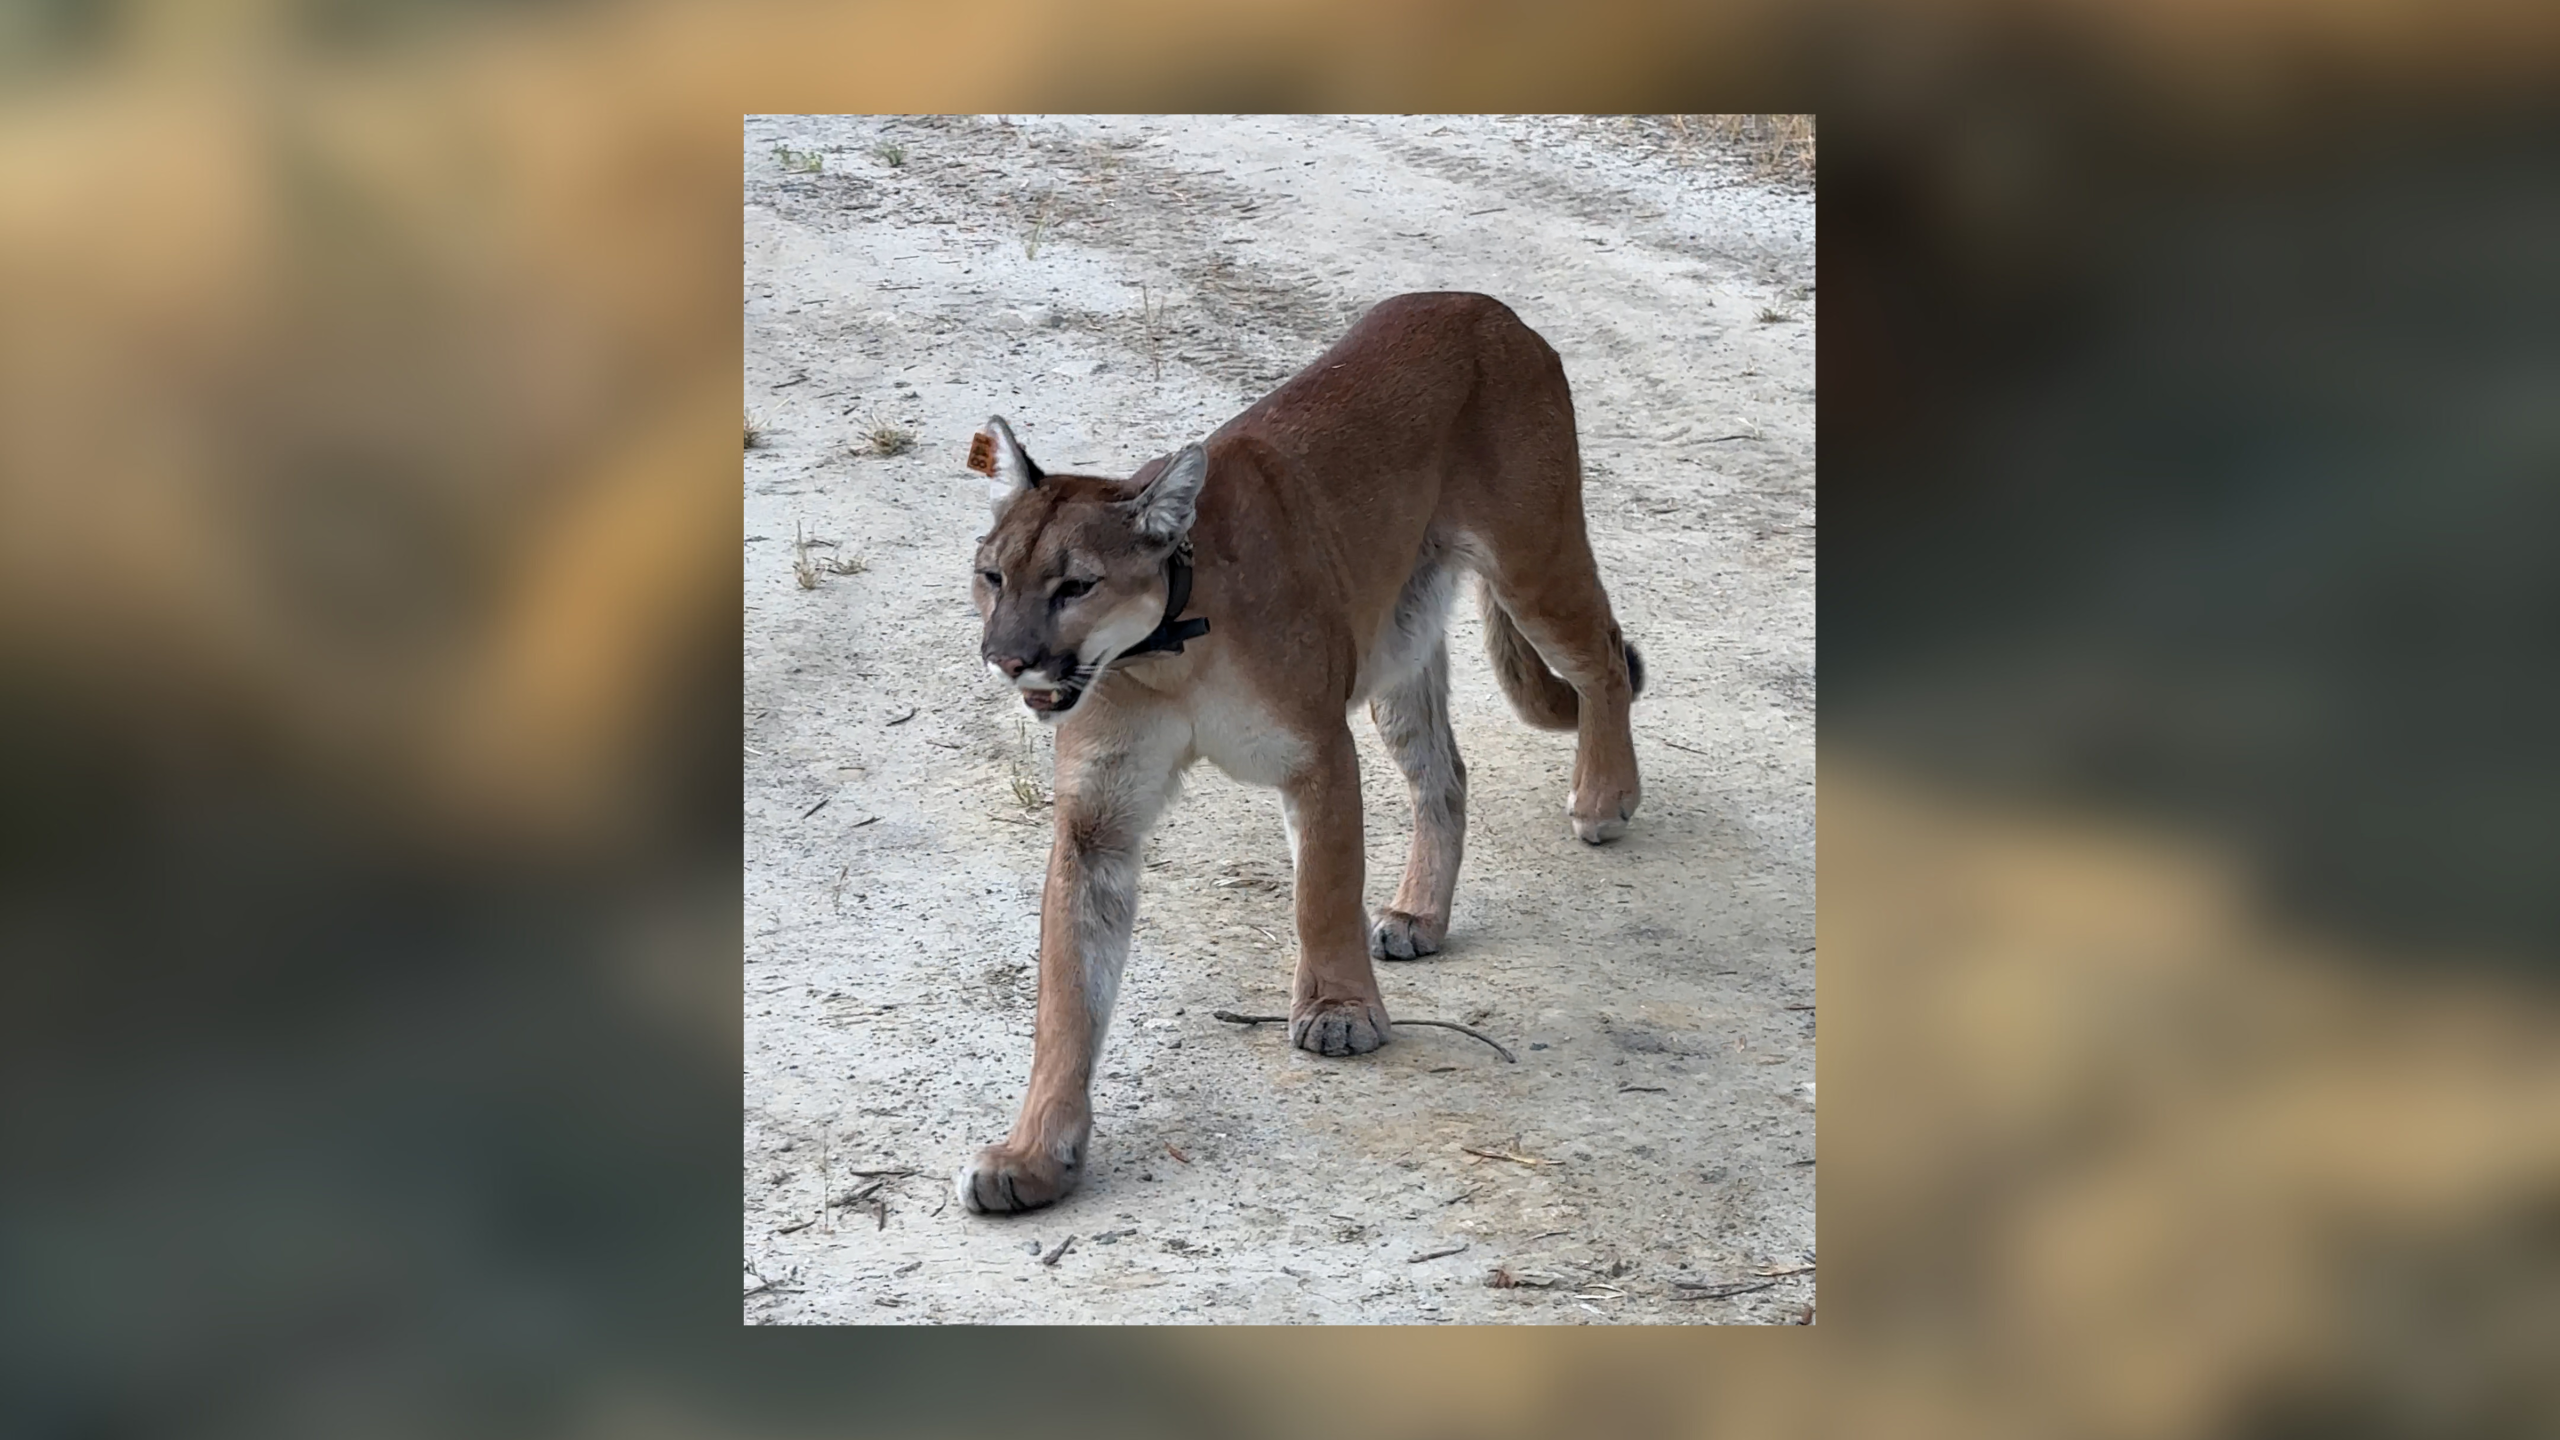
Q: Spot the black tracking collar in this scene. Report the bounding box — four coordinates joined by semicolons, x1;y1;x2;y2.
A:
1116;542;1211;658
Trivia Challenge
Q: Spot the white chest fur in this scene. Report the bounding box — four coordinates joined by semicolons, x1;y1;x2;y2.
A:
1187;682;1308;788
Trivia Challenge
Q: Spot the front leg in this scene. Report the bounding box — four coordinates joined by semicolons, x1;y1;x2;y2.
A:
1282;725;1393;1056
957;706;1182;1215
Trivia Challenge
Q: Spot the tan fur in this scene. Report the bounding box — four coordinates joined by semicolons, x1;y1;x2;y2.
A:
956;293;1644;1214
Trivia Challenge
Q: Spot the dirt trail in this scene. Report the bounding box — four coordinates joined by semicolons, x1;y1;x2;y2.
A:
745;114;1814;1323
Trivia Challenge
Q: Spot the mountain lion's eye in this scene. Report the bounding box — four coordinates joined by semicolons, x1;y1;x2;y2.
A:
980;570;1003;589
1054;578;1093;600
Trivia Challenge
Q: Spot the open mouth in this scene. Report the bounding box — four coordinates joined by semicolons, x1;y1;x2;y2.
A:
1020;681;1083;717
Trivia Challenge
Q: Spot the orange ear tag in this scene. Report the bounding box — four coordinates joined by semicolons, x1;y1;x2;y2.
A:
966;432;997;475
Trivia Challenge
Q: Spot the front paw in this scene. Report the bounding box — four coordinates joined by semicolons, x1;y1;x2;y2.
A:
1369;909;1445;961
954;1141;1080;1215
1289;996;1391;1056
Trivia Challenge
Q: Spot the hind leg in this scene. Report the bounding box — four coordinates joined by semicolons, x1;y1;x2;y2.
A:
1485;559;1641;844
1367;637;1465;959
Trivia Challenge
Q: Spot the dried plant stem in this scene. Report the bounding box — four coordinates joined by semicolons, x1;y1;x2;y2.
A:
1211;1009;1516;1063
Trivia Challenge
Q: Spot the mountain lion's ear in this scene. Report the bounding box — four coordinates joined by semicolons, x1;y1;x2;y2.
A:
1132;442;1206;542
979;415;1043;510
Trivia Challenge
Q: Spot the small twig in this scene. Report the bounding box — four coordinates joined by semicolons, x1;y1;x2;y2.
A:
842;1167;919;1179
886;707;919;726
1755;1262;1816;1277
775;1219;813;1235
1396;1019;1518;1063
1408;1243;1470;1263
1163;1143;1191;1164
1670;1279;1777;1300
1659;738;1715;757
801;796;832;819
1462;1145;1558;1168
851;815;881;828
874;1197;888;1231
1209;1009;1516;1063
1466;206;1508;216
1140;282;1163;382
832;1179;888;1208
1784;1003;1815;1011
1041;1234;1078;1266
1617;1084;1668;1093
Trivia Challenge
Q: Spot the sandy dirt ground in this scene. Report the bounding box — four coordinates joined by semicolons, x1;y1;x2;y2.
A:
744;114;1814;1323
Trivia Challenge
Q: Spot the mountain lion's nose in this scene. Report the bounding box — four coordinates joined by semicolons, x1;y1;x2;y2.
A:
991;654;1031;679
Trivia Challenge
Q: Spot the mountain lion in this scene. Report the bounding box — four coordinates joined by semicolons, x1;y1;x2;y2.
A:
956;292;1645;1214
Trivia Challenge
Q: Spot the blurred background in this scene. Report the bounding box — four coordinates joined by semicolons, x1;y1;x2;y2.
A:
3;0;2557;1434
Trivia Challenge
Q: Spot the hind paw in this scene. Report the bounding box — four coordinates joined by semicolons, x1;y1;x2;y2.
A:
1568;784;1639;844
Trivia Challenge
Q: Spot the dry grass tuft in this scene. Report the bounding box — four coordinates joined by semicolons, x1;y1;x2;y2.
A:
793;523;867;590
744;408;765;449
1023;193;1053;260
792;523;822;590
1008;764;1045;810
1658;114;1814;183
873;142;907;168
864;418;916;457
772;145;823;174
1704;114;1814;182
1008;720;1049;810
1757;306;1791;324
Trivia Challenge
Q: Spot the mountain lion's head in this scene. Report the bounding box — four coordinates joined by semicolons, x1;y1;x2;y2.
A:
970;416;1206;721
